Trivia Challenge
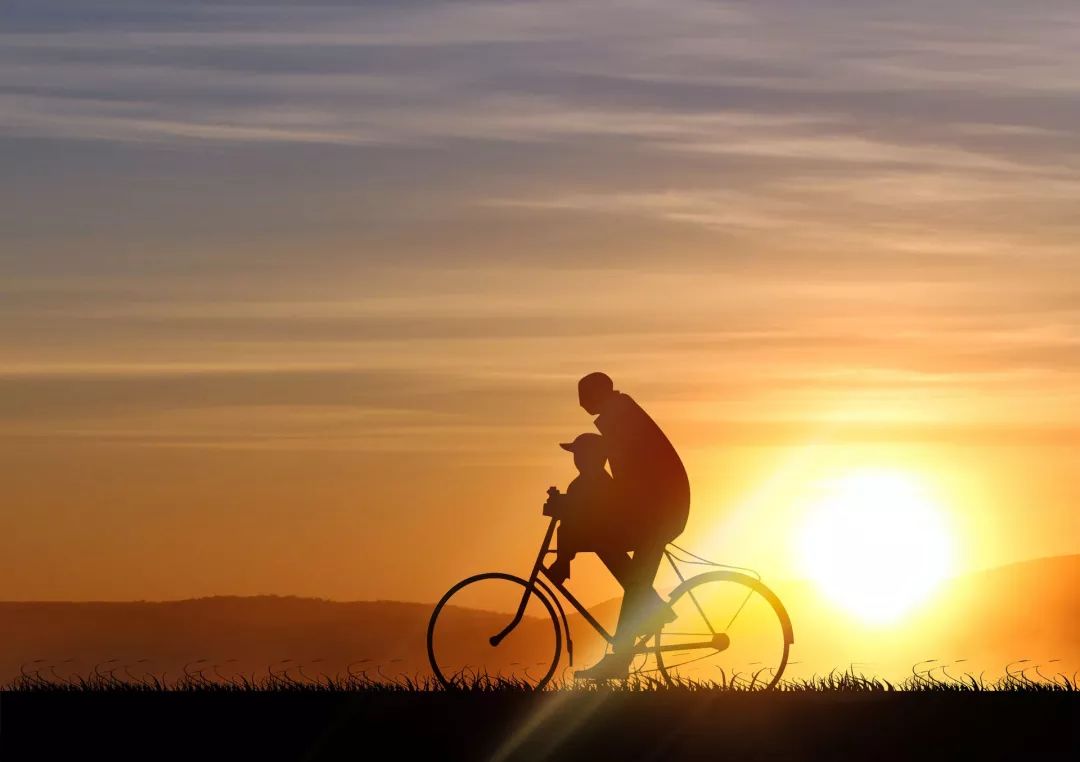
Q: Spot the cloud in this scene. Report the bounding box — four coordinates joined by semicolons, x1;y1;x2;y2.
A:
1;0;1078;450
3;0;1079;151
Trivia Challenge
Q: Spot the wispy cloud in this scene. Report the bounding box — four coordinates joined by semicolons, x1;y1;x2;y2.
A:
4;1;1080;601
2;0;1079;444
3;0;1079;150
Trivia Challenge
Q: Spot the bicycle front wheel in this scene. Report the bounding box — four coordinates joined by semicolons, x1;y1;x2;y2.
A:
654;571;792;689
427;572;563;690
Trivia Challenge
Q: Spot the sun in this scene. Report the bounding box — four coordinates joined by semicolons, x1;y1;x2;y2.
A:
795;469;955;624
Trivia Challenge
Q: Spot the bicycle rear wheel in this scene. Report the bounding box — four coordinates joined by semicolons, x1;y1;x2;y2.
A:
427;572;563;690
652;571;792;689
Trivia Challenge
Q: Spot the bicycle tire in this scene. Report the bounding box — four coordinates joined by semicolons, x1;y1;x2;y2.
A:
427;572;563;690
654;570;793;690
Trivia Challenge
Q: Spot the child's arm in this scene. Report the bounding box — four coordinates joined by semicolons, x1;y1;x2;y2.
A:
543;486;565;517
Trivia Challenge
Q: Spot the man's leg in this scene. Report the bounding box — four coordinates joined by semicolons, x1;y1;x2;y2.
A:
628;539;667;591
596;548;633;589
611;538;670;653
574;537;675;681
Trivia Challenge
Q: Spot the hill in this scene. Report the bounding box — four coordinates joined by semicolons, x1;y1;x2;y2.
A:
1;555;1077;686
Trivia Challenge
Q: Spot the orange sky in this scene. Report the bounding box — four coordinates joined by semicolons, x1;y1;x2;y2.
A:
1;0;1078;604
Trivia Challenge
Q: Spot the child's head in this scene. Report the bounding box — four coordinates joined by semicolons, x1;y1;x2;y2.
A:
559;433;607;473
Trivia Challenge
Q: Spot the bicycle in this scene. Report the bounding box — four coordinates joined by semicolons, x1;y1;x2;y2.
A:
427;513;794;690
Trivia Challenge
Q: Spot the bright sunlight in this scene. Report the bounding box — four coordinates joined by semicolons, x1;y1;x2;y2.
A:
796;469;955;625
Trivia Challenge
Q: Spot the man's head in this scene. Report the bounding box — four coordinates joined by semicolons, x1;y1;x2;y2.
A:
559;432;607;473
578;371;615;415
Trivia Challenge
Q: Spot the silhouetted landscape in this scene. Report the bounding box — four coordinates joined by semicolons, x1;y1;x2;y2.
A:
2;555;1077;687
3;667;1076;760
7;1;1080;759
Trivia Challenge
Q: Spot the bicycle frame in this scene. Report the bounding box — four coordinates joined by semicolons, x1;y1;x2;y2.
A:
489;517;610;666
490;517;733;663
429;515;793;689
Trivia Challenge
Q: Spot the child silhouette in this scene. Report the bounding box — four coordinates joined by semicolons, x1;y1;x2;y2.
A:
543;431;677;680
544;433;617;585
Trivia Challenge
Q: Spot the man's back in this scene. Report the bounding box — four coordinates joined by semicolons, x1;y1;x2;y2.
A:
593;391;690;538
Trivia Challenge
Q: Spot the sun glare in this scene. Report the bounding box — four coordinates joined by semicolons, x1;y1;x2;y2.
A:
796;469;955;624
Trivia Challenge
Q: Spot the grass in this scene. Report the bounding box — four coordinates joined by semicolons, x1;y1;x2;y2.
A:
5;660;1076;693
5;661;1076;760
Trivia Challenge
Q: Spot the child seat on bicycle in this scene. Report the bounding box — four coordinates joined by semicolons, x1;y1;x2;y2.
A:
544;432;621;585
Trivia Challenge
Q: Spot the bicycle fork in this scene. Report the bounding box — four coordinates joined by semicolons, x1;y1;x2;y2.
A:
490;518;559;647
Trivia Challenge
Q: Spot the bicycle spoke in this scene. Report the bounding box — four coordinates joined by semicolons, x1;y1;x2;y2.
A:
652;571;790;689
724;587;756;631
428;572;562;690
683;584;717;635
649;647;727;673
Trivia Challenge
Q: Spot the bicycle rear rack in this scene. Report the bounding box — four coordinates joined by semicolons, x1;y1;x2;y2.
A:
663;542;762;585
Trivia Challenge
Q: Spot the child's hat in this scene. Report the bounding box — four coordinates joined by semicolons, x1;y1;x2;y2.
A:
559;432;606;455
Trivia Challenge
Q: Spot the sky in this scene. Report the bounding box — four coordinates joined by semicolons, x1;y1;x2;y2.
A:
2;1;1078;604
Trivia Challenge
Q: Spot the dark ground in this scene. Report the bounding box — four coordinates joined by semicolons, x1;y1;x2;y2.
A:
1;690;1077;761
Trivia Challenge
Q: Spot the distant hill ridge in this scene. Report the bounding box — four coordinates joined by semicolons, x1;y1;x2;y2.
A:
1;555;1076;685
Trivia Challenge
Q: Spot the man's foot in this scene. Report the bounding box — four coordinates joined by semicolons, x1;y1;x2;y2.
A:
634;592;677;635
573;651;633;681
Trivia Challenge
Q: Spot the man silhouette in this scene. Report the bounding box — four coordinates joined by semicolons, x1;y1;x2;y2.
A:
572;371;691;680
